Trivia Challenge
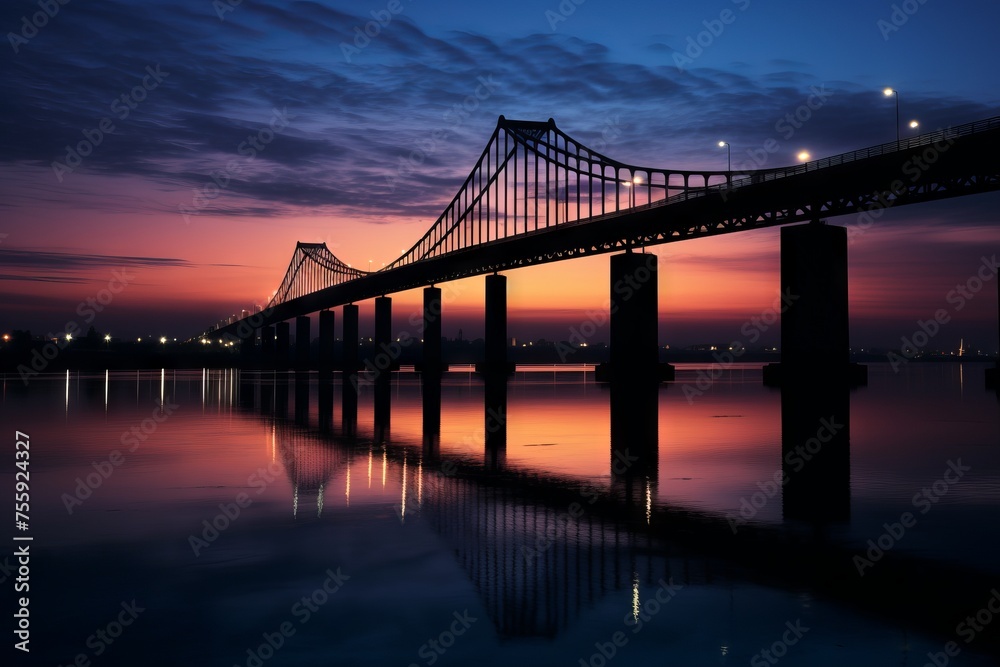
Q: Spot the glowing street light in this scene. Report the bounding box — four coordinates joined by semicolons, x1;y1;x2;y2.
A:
797;150;811;167
883;87;899;144
104;334;111;347
159;336;167;344
65;333;73;342
909;119;919;130
718;141;731;174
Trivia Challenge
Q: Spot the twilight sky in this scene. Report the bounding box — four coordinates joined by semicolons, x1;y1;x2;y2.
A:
2;0;999;351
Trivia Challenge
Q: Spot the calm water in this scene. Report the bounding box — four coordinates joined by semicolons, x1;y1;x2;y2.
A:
3;363;999;666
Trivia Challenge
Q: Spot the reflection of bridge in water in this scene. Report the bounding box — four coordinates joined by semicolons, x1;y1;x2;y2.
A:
217;369;999;650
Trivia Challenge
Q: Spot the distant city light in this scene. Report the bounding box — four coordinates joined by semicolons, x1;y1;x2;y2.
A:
1;334;9;342
65;333;73;341
160;336;167;344
104;334;111;342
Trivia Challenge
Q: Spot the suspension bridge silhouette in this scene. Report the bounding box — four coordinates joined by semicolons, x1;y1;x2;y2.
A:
202;113;1000;380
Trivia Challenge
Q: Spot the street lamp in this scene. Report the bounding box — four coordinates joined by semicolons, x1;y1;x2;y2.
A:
883;87;899;144
798;151;810;171
909;119;919;130
718;141;731;174
368;259;373;272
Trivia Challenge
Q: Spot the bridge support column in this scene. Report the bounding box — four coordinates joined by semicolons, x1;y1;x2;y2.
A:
342;304;359;436
477;274;512;375
260;326;275;369
603;250;668;384
318;310;335;377
372;296;398;374
295;316;310;371
342;304;359;377
421;287;447;374
764;222;865;386
275;321;290;371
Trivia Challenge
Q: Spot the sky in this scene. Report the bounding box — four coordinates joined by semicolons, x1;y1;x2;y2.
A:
1;0;999;351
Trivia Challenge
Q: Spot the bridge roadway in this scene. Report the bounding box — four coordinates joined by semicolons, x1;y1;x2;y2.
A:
210;115;1000;340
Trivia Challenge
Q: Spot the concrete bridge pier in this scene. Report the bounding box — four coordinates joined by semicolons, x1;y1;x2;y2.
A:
239;333;254;367
260;326;275;369
764;222;866;386
342;304;359;377
598;249;672;383
295;316;310;371
373;296;399;374
318;310;335;378
421;286;447;374
477;274;514;375
275;321;290;371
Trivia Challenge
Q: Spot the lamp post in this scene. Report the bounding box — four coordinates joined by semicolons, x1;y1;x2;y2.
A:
718;141;731;181
883;88;899;144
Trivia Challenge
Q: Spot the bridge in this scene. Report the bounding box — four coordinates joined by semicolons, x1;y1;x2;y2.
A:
203;113;1000;381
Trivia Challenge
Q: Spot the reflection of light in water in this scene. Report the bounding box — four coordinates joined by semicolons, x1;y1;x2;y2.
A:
367;445;373;488
271;423;276;463
201;368;206;408
65;370;69;413
631;573;640;623
104;370;109;410
720;646;729;657
400;452;407;522
317;482;324;518
293;483;299;519
345;458;351;507
645;478;652;525
417;456;423;507
381;446;387;489
960;363;964;398
160;368;164;407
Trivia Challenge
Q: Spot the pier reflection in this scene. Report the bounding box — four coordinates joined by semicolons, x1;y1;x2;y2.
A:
215;368;995;652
